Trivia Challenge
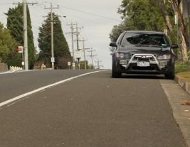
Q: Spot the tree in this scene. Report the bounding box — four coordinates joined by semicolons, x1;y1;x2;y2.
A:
110;23;126;42
120;0;164;30
110;0;165;42
38;13;71;69
170;0;189;62
153;0;189;62
111;0;190;62
6;4;36;68
154;0;174;33
0;23;21;66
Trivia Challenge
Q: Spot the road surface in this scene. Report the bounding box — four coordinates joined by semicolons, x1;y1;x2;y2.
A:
0;70;187;147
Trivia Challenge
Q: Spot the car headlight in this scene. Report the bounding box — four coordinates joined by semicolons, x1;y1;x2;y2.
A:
157;54;171;60
116;53;125;59
116;53;131;59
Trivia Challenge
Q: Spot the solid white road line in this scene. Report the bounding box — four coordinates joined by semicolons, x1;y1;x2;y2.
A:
0;70;105;108
0;71;12;75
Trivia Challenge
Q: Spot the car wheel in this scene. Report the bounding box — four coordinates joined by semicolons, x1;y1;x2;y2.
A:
112;60;121;78
165;64;175;80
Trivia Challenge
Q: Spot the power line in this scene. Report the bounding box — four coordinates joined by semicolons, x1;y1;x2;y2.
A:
61;6;121;22
0;3;13;5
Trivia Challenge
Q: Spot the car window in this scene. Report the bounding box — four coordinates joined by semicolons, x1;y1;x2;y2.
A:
121;32;170;47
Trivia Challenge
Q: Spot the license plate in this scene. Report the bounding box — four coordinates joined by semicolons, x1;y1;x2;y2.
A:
137;61;150;67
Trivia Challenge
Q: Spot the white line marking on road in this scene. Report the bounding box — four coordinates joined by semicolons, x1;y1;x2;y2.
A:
0;70;105;108
0;71;12;75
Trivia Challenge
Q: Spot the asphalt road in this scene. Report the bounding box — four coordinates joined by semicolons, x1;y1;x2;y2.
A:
0;70;187;147
0;70;93;103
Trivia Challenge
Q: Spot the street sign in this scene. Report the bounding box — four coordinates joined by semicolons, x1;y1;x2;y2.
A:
75;50;82;59
51;57;55;63
17;46;23;53
68;62;71;66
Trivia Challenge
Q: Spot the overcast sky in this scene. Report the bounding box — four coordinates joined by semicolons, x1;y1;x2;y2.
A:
0;0;122;69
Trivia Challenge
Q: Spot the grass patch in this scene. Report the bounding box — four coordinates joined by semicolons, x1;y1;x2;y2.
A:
175;62;190;73
176;72;190;82
175;62;190;81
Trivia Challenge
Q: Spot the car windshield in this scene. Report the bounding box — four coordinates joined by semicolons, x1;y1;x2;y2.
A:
121;32;170;47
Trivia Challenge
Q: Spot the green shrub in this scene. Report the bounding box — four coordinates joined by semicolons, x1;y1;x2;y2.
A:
175;62;190;73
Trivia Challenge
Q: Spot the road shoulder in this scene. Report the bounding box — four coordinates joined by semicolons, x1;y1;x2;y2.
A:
160;80;190;147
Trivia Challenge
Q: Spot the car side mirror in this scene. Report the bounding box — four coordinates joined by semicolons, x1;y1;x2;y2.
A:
171;44;178;49
109;42;117;47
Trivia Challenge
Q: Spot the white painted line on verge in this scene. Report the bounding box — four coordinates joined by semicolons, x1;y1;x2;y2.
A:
0;70;105;108
0;71;12;75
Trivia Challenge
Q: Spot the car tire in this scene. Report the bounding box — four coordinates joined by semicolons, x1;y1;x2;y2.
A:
112;60;121;78
165;64;175;80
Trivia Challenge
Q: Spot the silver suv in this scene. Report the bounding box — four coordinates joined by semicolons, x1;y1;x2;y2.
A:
110;31;178;79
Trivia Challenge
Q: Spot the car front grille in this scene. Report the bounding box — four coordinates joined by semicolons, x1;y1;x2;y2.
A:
133;55;156;62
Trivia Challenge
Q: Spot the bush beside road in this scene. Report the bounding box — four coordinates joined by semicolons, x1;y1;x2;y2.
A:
177;72;190;82
175;62;190;95
176;62;190;74
0;63;8;72
175;74;190;95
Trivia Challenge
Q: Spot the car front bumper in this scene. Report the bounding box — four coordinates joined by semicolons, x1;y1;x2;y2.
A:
118;54;172;74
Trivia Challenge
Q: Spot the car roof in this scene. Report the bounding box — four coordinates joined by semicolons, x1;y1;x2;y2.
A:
124;30;165;35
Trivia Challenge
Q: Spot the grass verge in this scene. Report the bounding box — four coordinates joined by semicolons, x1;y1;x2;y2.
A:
176;72;190;82
175;62;190;82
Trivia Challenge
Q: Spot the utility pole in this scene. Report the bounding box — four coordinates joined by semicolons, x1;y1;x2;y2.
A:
88;49;96;69
79;38;90;70
74;24;83;70
95;60;103;69
19;0;37;70
67;22;77;69
45;3;59;70
23;0;28;70
73;23;83;51
76;23;80;51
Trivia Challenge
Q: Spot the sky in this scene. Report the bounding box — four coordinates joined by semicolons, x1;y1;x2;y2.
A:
0;0;122;69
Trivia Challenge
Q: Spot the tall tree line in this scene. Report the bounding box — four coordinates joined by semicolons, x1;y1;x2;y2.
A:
0;4;71;69
6;4;36;68
0;23;19;66
38;13;71;69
